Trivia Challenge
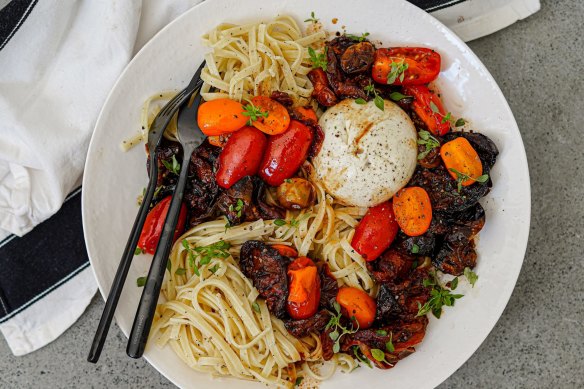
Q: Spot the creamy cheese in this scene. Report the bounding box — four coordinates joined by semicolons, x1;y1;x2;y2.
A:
313;99;418;207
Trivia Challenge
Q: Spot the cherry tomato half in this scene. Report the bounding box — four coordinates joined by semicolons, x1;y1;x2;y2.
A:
351;201;399;262
287;257;321;320
372;47;441;86
138;196;187;255
336;287;376;329
259;120;314;186
249;96;291;135
403;85;450;136
197;98;247;136
216;126;267;189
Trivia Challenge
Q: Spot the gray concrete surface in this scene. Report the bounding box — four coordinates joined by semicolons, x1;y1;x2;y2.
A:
1;0;583;387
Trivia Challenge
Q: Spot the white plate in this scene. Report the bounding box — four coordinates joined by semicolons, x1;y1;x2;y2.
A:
82;0;531;388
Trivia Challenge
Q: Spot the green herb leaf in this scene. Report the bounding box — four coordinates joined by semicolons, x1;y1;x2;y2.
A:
161;155;181;175
289;218;300;228
209;264;220;274
166;259;171;273
325;300;358;355
355;98;367;105
352;346;373;368
346;32;370;42
411;244;420;254
308;46;327;71
304;11;319;23
386;59;409;85
475;174;489;183
441;111;452;124
450;276;459;290
294;377;304;387
386;332;395;353
429;101;440;114
374;95;385;111
284;178;293;183
376;329;387;336
417;130;440;160
235;198;244;218
371;349;386;362
464;267;479;287
134;247;143;255
252;301;261;313
274;219;287;226
136;277;147;287
449;168;489;192
389;92;411;102
455;118;466;127
242;100;269;125
175;268;186;276
417;271;464;318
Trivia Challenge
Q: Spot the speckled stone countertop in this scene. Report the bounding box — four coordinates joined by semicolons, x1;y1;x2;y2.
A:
1;0;583;387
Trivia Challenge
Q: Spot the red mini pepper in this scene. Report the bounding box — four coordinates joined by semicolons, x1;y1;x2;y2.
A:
138;196;187;254
351;201;399;262
287;256;321;320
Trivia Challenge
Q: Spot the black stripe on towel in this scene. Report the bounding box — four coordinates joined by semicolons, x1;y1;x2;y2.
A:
408;0;467;12
0;189;89;322
0;0;38;51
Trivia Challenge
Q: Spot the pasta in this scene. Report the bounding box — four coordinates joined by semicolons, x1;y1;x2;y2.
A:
200;16;325;103
151;179;364;387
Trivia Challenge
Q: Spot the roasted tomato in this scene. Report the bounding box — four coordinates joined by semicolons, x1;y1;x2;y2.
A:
287;257;321;320
259;120;314;186
276;178;316;210
307;69;338;107
440;137;484;186
138;196;187;255
403;85;450;136
351;201;399;261
216;126;267;189
197;98;247;136
336;287;376;329
272;244;299;258
207;134;231;148
372;47;441;86
248;96;290;135
340;41;375;74
393;187;433;237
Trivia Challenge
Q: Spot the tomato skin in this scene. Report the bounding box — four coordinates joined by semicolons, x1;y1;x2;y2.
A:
216;126;268;189
336;287;376;329
250;96;291;135
197;98;247;136
138;196;187;255
403;85;450;136
272;244;298;258
372;47;441;86
259;120;314;186
351;201;399;262
393;187;433;237
287;257;321;320
440;137;483;185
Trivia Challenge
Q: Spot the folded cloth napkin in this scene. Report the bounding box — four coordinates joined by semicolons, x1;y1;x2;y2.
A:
0;0;539;356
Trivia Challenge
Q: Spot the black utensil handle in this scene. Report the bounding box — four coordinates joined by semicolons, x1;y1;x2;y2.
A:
126;146;195;358
87;158;159;363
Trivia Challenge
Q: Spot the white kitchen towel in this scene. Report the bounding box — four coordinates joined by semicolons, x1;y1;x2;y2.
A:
0;0;539;356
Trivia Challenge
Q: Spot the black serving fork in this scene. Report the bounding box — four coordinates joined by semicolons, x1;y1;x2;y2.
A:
87;61;205;364
126;86;206;359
